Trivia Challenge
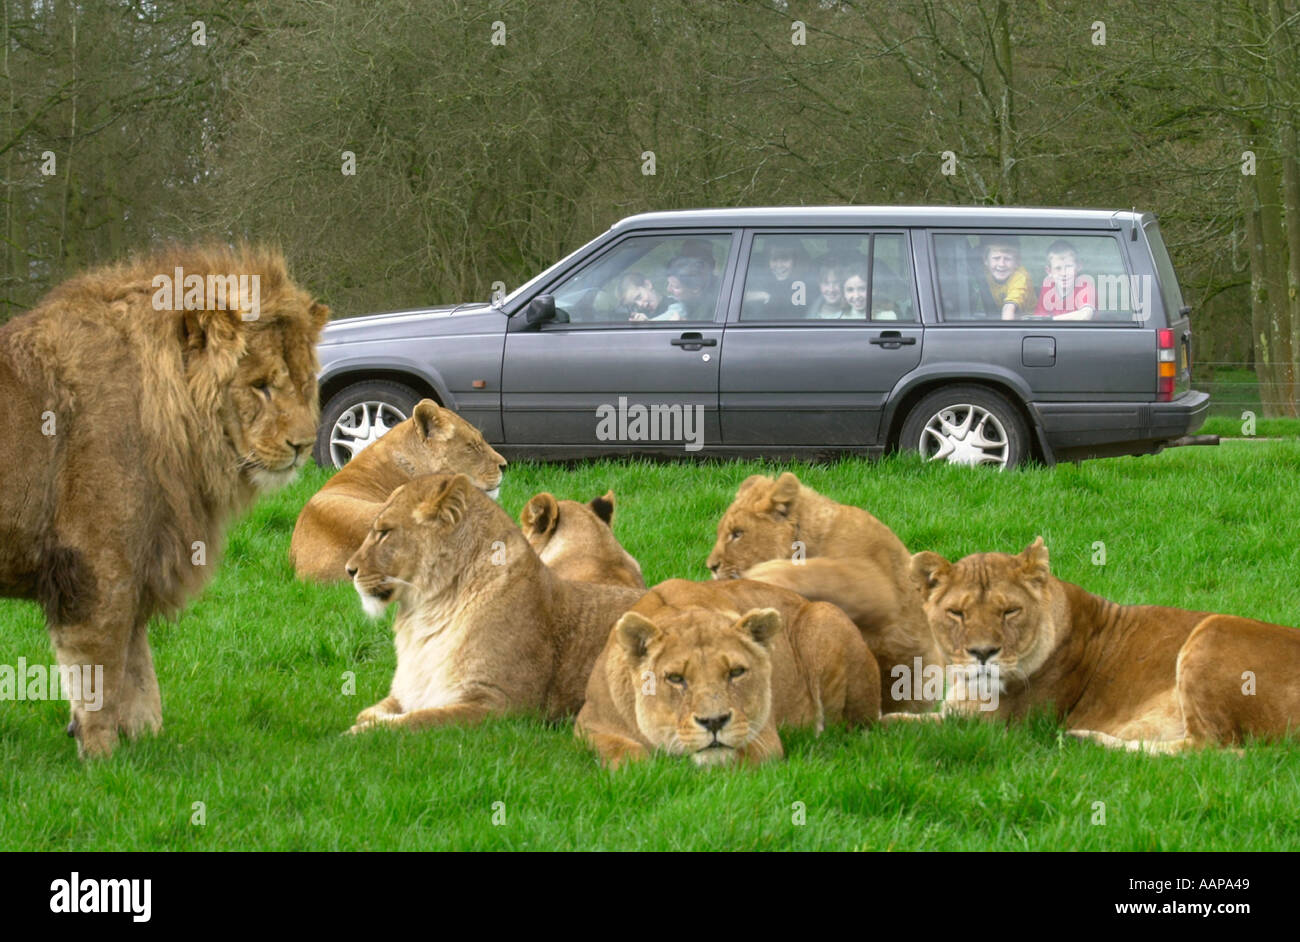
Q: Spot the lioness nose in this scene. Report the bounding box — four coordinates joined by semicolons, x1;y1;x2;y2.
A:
345;563;358;578
707;559;720;574
695;712;731;733
968;646;1001;664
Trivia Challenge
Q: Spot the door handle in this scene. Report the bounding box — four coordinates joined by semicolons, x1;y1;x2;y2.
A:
671;333;717;350
869;331;916;348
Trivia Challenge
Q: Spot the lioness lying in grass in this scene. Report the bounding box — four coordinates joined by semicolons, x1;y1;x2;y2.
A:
345;474;643;733
576;578;880;768
907;537;1300;753
707;471;943;712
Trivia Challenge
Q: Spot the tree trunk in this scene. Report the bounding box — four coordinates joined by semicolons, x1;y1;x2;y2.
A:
993;0;1017;204
1271;0;1300;415
1244;161;1273;410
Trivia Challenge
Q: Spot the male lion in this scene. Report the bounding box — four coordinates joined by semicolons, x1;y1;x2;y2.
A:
576;578;880;768
0;244;329;757
909;537;1300;752
345;473;645;732
707;472;942;712
290;400;506;582
520;490;645;588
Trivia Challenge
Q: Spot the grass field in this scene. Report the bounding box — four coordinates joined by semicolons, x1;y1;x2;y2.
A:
3;444;1300;851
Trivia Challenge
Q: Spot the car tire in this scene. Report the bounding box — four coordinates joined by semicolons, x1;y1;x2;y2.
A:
314;380;424;469
899;385;1029;469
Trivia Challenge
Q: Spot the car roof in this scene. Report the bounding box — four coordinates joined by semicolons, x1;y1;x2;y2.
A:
610;206;1147;231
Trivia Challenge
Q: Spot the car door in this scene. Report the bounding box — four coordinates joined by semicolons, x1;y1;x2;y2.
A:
718;229;924;446
924;229;1154;400
501;231;737;451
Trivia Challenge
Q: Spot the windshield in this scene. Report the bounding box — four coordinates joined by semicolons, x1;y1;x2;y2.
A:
496;228;616;312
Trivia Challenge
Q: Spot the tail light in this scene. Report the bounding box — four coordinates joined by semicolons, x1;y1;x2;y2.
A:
1157;328;1176;401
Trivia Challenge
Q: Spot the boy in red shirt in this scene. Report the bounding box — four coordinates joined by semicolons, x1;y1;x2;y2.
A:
1033;240;1095;320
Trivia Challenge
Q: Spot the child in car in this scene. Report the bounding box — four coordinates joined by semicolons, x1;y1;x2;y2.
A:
981;236;1032;320
1032;240;1095;320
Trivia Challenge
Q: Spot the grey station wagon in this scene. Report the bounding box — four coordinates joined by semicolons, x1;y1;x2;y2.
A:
313;206;1209;469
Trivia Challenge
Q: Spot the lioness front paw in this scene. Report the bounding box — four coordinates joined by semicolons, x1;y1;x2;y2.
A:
347;711;401;735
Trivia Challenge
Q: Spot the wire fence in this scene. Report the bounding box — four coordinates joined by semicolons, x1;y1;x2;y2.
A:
1192;362;1300;416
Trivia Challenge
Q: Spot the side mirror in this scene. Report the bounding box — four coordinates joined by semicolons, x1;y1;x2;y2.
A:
523;294;557;327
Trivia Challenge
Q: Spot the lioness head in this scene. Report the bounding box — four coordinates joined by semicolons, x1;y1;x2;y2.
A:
389;400;507;498
521;490;644;587
612;606;780;766
707;473;803;579
911;537;1060;695
346;473;511;617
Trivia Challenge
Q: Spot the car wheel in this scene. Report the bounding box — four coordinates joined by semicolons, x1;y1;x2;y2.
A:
315;380;423;469
899;385;1028;469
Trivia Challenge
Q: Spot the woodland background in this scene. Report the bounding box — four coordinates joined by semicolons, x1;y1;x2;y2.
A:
3;0;1299;414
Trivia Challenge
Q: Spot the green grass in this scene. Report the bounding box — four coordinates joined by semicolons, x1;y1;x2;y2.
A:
3;444;1300;850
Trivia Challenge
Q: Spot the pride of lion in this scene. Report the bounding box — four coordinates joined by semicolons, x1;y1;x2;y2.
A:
5;248;1297;764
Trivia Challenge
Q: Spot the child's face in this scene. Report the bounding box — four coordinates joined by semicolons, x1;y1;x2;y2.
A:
668;275;703;301
843;274;868;312
985;246;1019;283
623;281;661;313
819;271;842;304
1045;251;1079;293
769;254;794;280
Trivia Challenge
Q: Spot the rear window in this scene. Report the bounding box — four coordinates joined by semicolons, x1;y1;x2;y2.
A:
932;232;1141;323
1144;220;1185;325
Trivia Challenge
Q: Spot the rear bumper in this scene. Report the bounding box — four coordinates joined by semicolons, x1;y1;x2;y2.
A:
1031;390;1210;458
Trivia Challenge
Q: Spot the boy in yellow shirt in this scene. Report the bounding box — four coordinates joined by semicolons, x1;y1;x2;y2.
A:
982;236;1031;320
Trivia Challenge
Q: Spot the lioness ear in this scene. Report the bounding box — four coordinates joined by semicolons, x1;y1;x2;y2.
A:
616;611;660;660
736;474;767;496
737;608;783;647
414;474;472;526
911;551;951;598
412;399;453;441
521;493;559;538
589;491;615;526
1021;536;1050;588
766;472;800;517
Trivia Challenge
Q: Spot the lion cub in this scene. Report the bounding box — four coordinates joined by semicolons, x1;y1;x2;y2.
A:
291;400;506;582
345;473;644;733
520;490;645;589
577;579;880;768
707;471;943;713
910;537;1300;753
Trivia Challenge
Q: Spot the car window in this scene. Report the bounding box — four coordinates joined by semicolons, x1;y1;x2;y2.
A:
550;234;731;324
739;233;915;322
1144;221;1183;325
934;232;1138;323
